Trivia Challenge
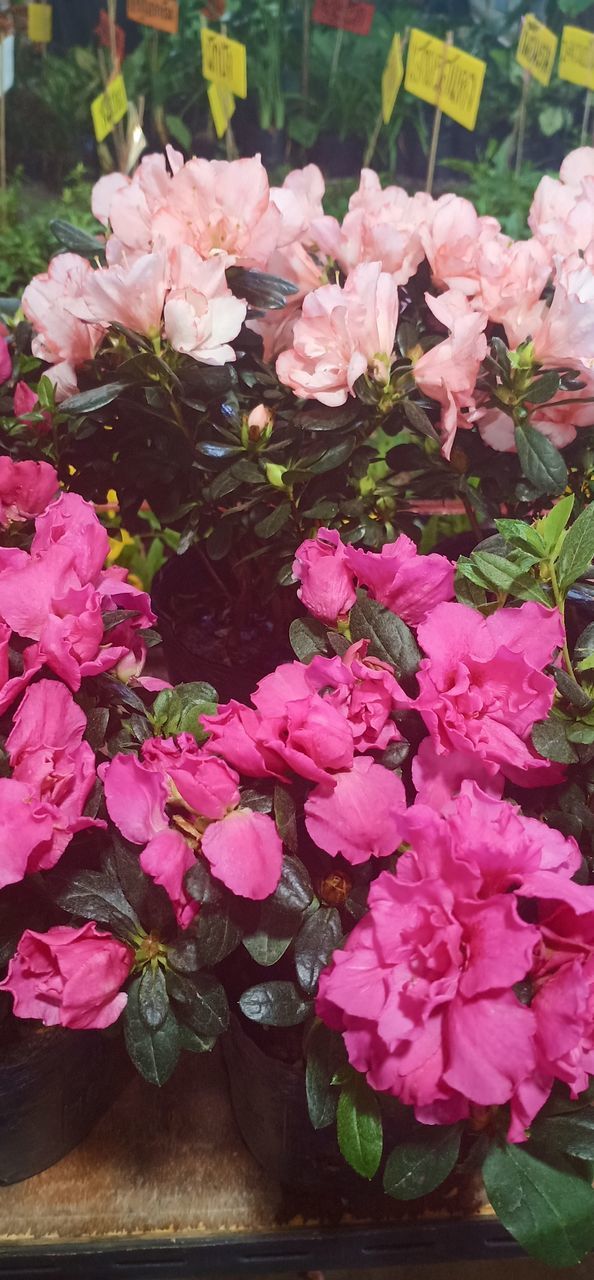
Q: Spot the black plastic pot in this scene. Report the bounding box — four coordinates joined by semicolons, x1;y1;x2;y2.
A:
0;1022;126;1185
152;549;294;704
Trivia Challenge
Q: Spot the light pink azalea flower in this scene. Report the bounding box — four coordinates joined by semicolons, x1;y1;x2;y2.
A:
413;289;488;457
311;170;428;286
421;192;502;297
0;923;133;1030
102;737;283;913
163;248;247;364
529;149;594;259
22;253;105;370
67;249;169;338
270;163;325;247
276;261;399;406
317;783;593;1141
150;154;281;269
413;600;564;786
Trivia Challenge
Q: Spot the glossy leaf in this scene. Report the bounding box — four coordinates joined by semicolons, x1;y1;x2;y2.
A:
383;1125;462;1200
350;594;420;678
239;980;311;1026
124;976;180;1086
515;423;568;496
482;1142;594;1266
305;1021;346;1131
557;504;594;593
295;907;342;996
337;1073;383;1180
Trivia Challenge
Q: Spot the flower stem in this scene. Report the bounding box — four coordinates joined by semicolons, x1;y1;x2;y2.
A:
548;558;575;680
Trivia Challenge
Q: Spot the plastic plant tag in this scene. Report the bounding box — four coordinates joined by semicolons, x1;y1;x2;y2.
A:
558;26;594;91
200;27;247;98
91;74;128;144
516;14;558;87
0;34;14;94
405;30;486;130
382;33;404;123
312;0;375;36
27;4;52;43
207;81;235;138
126;0;179;34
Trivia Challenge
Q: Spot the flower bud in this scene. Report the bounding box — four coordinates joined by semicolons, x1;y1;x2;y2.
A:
247;403;273;440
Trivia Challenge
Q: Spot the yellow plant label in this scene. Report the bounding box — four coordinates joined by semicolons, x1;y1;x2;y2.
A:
516;14;558;87
207;81;235;138
201;28;247;99
91;74;128;144
404;29;486;130
381;34;403;124
126;0;179;34
28;4;52;43
558;25;594;91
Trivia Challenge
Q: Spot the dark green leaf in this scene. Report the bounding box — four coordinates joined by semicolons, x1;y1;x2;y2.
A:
124;976;180;1085
289;617;328;662
273;785;298;854
239;980;311;1026
271;853;314;913
167;935;202;976
350;593;420;678
295;908;342;996
530;1111;594;1161
255;503;292;538
557;505;594;593
138;964;169;1031
575;622;594;668
50;219;106;260
383;1125;462;1200
54;870;140;937
525;372;561;405
152;682;218;742
337;1073;383;1180
243;898;300;966
482;1142;594;1266
549;667;594;713
305;1021;346;1130
532;717;578;763
60;381;130;414
168;971;229;1037
226;266;298;310
184;860;223;907
178;1025;216;1054
309;437;355;474
402;399;440;441
515;423;568;496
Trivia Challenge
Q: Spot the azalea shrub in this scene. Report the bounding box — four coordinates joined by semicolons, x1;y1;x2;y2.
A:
4;481;594;1262
1;146;594;621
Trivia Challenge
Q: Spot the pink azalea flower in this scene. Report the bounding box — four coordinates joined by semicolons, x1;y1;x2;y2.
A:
68;250;169;338
413;290;488;458
529;150;594;259
276;261;399;406
304;756;407;864
316;784;593;1139
151;154;281;269
0;923;133;1030
271;163;325;246
22;253;105;370
421;192;501;297
292;526;356;623
413;601;564;786
0;457;58;528
13;381;51;433
163;248;247;364
344;534;455;626
102;737;282;912
0;679;101;890
0;336;11;383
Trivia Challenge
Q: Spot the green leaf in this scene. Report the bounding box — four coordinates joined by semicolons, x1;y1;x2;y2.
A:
402;399;440;441
178;1025;216;1055
530;1111;594;1161
534;494;574;557
60;381;130;414
289;617;328;662
305;1021;346;1131
167;971;229;1037
383;1124;462;1200
255;503;291;538
226;266;298;311
273;785;298;854
295;908;342;996
350;594;420;678
557;505;594;594
271;853;314;913
138;964;169;1031
50;219;106;261
192;904;243;966
575;622;594;669
164;112;191;150
525;371;561;405
532;717;578;764
469;551;528;592
124;976;181;1085
239;980;311;1026
243;897;300;966
337;1073;383;1180
549;667;594;713
495;518;546;559
152;682;218;743
482;1142;594;1266
515;423;568;496
54;870;140;937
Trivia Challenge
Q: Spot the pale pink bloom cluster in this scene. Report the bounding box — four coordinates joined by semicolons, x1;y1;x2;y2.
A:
0;489;155;714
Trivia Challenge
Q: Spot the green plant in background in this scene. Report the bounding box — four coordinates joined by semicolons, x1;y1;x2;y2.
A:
0;167;96;298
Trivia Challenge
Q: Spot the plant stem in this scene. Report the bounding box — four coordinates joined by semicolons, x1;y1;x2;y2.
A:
549;558;575;679
329;27;344;90
302;0;311;100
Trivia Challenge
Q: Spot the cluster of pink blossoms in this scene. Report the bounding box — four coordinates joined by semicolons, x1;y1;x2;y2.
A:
18;146;594;457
